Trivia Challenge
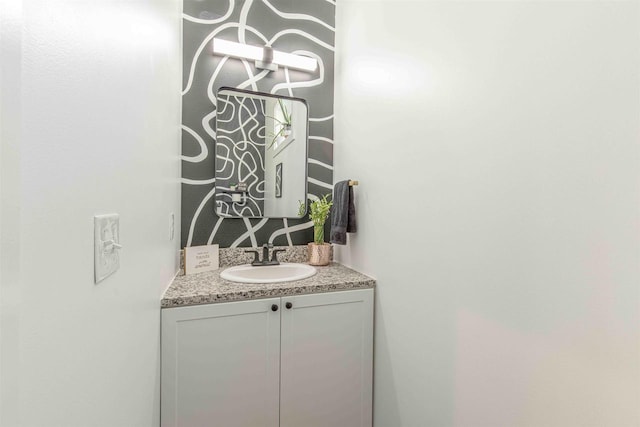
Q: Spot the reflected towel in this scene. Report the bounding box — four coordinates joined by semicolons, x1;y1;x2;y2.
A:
330;180;357;245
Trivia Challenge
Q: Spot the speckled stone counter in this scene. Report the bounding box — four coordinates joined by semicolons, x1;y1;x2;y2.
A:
162;262;375;308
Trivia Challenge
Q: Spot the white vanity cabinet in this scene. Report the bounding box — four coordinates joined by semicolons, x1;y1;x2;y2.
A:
279;289;374;427
161;297;281;427
161;288;374;427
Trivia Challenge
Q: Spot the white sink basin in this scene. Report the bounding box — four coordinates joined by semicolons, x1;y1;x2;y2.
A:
220;263;317;284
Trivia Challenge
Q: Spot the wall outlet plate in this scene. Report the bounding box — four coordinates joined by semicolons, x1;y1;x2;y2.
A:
94;214;120;284
169;212;175;241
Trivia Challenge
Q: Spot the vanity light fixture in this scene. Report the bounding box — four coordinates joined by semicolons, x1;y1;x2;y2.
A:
212;38;317;72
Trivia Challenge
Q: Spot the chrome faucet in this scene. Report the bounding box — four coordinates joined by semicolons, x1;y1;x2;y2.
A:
245;243;286;266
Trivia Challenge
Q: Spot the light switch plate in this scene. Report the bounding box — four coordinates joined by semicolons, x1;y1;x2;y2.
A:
94;214;120;284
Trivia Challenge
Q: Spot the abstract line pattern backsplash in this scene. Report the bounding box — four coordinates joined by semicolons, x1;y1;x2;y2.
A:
182;0;335;248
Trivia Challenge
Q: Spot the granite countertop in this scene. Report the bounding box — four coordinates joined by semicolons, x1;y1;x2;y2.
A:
162;262;376;308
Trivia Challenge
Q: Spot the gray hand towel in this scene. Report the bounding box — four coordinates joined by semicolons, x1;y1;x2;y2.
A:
330;180;357;245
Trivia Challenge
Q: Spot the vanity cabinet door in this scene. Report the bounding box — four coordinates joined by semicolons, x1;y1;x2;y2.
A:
279;289;374;427
161;298;281;427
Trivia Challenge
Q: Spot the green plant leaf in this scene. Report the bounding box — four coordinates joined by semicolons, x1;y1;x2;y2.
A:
307;194;333;244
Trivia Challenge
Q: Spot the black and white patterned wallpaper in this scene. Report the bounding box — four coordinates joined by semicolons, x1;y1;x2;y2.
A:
215;93;267;217
182;0;335;248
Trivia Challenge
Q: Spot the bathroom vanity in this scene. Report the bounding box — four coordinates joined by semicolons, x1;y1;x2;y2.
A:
161;258;375;427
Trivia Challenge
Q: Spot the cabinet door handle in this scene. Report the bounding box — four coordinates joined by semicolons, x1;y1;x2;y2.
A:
271;304;279;312
285;302;292;309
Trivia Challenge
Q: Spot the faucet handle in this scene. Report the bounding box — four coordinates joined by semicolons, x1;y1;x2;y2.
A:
271;248;286;264
244;249;260;265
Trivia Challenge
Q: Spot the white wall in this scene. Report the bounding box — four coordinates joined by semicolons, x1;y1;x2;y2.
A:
264;100;308;218
0;1;182;426
0;0;23;423
335;2;640;426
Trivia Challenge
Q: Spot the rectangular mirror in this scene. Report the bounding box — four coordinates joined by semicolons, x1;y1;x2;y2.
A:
215;87;308;218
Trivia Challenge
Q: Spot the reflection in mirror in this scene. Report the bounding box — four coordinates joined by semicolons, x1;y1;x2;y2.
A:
215;88;308;218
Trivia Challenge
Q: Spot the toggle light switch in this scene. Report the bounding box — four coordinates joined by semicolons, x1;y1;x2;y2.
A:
94;213;121;284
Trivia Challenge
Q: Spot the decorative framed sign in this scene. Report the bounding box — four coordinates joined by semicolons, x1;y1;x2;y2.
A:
275;163;283;198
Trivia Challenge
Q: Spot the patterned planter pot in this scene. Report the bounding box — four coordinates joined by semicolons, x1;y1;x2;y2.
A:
308;243;331;266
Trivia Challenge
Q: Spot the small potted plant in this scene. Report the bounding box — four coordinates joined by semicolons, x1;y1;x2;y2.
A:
268;99;293;148
300;194;333;266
